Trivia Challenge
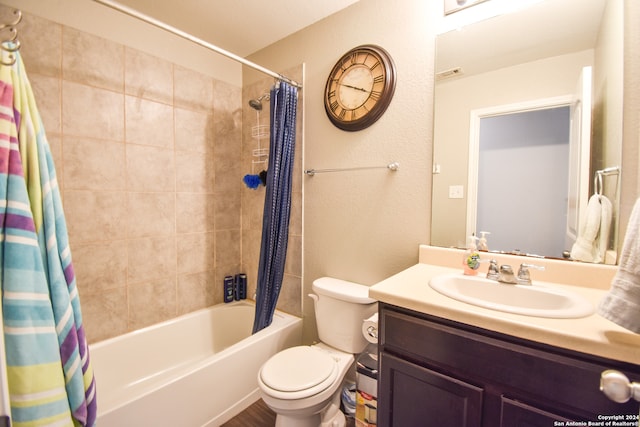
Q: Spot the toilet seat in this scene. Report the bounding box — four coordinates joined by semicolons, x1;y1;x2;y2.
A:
260;346;338;399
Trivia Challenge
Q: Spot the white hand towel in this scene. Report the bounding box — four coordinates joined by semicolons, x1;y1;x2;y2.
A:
570;194;602;262
598;198;640;333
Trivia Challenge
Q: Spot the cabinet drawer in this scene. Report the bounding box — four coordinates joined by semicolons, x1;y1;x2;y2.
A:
380;304;640;419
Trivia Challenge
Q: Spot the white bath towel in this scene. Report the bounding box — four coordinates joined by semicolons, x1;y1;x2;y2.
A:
598;198;640;333
570;194;602;262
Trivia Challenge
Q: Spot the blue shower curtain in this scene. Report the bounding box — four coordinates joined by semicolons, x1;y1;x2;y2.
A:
252;82;298;333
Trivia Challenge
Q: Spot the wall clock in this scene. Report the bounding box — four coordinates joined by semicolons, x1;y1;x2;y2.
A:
324;44;397;131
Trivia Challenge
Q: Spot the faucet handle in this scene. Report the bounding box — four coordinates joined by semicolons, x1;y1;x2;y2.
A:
517;263;545;285
486;259;499;280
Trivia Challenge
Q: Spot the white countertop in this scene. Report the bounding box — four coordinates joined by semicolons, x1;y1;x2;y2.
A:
369;246;640;365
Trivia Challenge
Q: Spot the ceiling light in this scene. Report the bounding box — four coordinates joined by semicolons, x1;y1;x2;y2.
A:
439;0;546;34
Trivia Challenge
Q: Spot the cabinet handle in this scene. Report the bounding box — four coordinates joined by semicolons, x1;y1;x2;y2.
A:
600;370;640;403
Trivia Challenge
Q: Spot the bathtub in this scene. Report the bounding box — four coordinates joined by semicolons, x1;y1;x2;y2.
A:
89;300;302;427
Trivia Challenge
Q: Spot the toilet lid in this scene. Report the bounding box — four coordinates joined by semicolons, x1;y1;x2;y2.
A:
260;346;337;394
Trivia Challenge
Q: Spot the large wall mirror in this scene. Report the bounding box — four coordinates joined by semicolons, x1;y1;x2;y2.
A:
431;0;623;264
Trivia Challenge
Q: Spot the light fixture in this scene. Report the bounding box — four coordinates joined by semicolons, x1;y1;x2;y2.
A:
439;0;545;34
444;0;489;15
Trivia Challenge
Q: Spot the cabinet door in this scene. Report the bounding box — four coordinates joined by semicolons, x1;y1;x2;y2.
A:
379;352;483;427
500;397;574;427
381;304;640;419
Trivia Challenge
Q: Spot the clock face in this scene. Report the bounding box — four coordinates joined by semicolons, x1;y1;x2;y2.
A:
324;45;396;131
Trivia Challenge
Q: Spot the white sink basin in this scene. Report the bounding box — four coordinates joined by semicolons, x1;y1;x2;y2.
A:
428;273;594;319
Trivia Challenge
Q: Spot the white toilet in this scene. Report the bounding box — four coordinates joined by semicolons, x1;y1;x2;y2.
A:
257;277;378;427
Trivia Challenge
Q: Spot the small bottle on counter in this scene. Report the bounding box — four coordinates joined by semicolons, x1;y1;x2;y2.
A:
463;235;480;276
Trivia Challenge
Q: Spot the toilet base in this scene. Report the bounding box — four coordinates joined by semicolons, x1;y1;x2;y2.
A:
320;399;346;427
273;393;346;427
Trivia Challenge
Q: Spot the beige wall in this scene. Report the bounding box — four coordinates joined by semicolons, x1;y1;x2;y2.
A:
246;0;437;342
246;0;640;343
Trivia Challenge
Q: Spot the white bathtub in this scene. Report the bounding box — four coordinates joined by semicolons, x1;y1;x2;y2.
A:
89;300;302;427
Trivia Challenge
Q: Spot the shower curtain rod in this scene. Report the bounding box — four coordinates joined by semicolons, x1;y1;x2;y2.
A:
92;0;302;89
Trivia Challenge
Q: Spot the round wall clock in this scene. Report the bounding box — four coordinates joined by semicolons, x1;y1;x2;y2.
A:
324;44;397;131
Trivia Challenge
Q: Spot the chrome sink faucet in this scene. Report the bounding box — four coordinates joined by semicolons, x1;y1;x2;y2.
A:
486;260;544;285
498;264;518;284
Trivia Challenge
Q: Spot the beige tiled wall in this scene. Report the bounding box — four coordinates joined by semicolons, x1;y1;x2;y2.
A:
9;8;257;343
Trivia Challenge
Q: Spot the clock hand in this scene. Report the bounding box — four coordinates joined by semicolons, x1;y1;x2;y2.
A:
338;82;370;93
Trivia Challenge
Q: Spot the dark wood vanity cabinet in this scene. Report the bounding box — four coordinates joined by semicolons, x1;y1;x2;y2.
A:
378;303;640;427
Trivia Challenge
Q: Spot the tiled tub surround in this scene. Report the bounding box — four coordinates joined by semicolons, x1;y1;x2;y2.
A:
9;7;303;343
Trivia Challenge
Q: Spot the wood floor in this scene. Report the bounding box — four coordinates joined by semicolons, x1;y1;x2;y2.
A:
222;399;276;427
222;399;355;427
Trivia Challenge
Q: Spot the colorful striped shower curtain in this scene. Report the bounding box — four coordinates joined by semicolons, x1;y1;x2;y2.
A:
252;82;298;333
0;51;97;426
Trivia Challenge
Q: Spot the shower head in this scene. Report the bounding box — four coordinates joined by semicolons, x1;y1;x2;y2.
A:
248;99;263;111
248;93;270;111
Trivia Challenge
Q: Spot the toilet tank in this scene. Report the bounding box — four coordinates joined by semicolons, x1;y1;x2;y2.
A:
311;277;378;354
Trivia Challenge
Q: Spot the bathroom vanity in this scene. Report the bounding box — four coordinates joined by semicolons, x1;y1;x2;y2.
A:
369;246;640;427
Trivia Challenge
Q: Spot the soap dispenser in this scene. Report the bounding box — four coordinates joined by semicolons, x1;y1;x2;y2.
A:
478;231;490;251
463;235;480;276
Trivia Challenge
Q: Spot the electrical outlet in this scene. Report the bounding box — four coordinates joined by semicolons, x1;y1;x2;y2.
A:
449;185;464;199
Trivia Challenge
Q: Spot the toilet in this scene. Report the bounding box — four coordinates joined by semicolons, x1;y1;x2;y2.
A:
257;277;378;427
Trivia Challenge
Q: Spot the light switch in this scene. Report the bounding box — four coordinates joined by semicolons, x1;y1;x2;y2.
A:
449;185;464;199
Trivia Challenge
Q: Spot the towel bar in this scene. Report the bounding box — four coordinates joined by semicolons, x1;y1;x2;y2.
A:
304;162;399;176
